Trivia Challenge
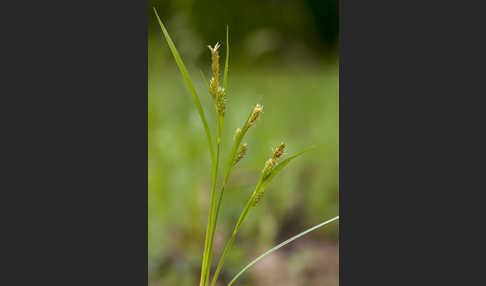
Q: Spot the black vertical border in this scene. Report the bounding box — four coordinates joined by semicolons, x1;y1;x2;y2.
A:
4;0;483;284
2;1;149;284
339;0;485;285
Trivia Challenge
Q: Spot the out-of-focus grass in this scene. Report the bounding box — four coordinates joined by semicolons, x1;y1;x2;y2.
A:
149;36;338;285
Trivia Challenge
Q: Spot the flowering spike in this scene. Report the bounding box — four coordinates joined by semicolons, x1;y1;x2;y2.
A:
272;142;285;161
262;142;286;178
233;143;248;166
216;87;226;116
208;43;221;100
248;104;263;126
208;43;227;116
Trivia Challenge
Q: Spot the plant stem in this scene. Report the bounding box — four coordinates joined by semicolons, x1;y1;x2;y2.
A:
210;179;263;286
201;29;229;284
201;116;223;286
227;216;339;286
205;108;256;284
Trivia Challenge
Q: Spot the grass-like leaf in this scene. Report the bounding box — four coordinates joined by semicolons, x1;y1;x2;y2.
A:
153;8;214;162
210;146;316;286
259;145;316;195
227;216;339;286
223;26;230;91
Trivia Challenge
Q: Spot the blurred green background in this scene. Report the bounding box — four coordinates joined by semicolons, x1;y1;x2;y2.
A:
148;1;338;285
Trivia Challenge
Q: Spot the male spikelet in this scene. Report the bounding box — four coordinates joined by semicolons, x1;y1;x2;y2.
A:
208;43;226;116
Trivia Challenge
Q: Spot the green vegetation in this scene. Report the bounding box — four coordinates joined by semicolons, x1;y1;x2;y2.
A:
149;9;339;285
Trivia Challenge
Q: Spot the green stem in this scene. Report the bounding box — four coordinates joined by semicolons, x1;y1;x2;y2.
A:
201;33;228;283
227;216;339;286
205;109;255;284
202;28;234;285
204;32;232;282
214;108;254;223
202;116;223;286
210;179;263;286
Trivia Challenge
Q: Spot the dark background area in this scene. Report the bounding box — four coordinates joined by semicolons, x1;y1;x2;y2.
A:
148;0;338;68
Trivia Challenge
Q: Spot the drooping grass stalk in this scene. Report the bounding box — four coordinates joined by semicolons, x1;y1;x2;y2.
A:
210;146;314;286
227;216;339;286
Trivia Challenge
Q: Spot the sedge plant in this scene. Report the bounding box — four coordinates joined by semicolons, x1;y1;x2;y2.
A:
154;8;339;286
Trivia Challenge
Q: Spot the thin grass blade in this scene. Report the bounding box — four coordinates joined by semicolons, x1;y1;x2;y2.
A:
223;26;230;91
153;8;214;160
261;145;316;188
227;216;339;286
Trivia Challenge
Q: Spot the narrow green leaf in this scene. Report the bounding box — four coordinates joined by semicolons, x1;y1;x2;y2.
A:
261;145;316;188
227;216;339;286
153;8;214;161
223;25;230;91
211;146;315;285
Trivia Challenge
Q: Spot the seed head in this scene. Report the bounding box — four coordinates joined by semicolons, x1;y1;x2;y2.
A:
252;189;265;207
272;142;285;161
216;87;226;116
262;142;286;178
233;143;247;166
248;104;263;126
262;158;275;178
